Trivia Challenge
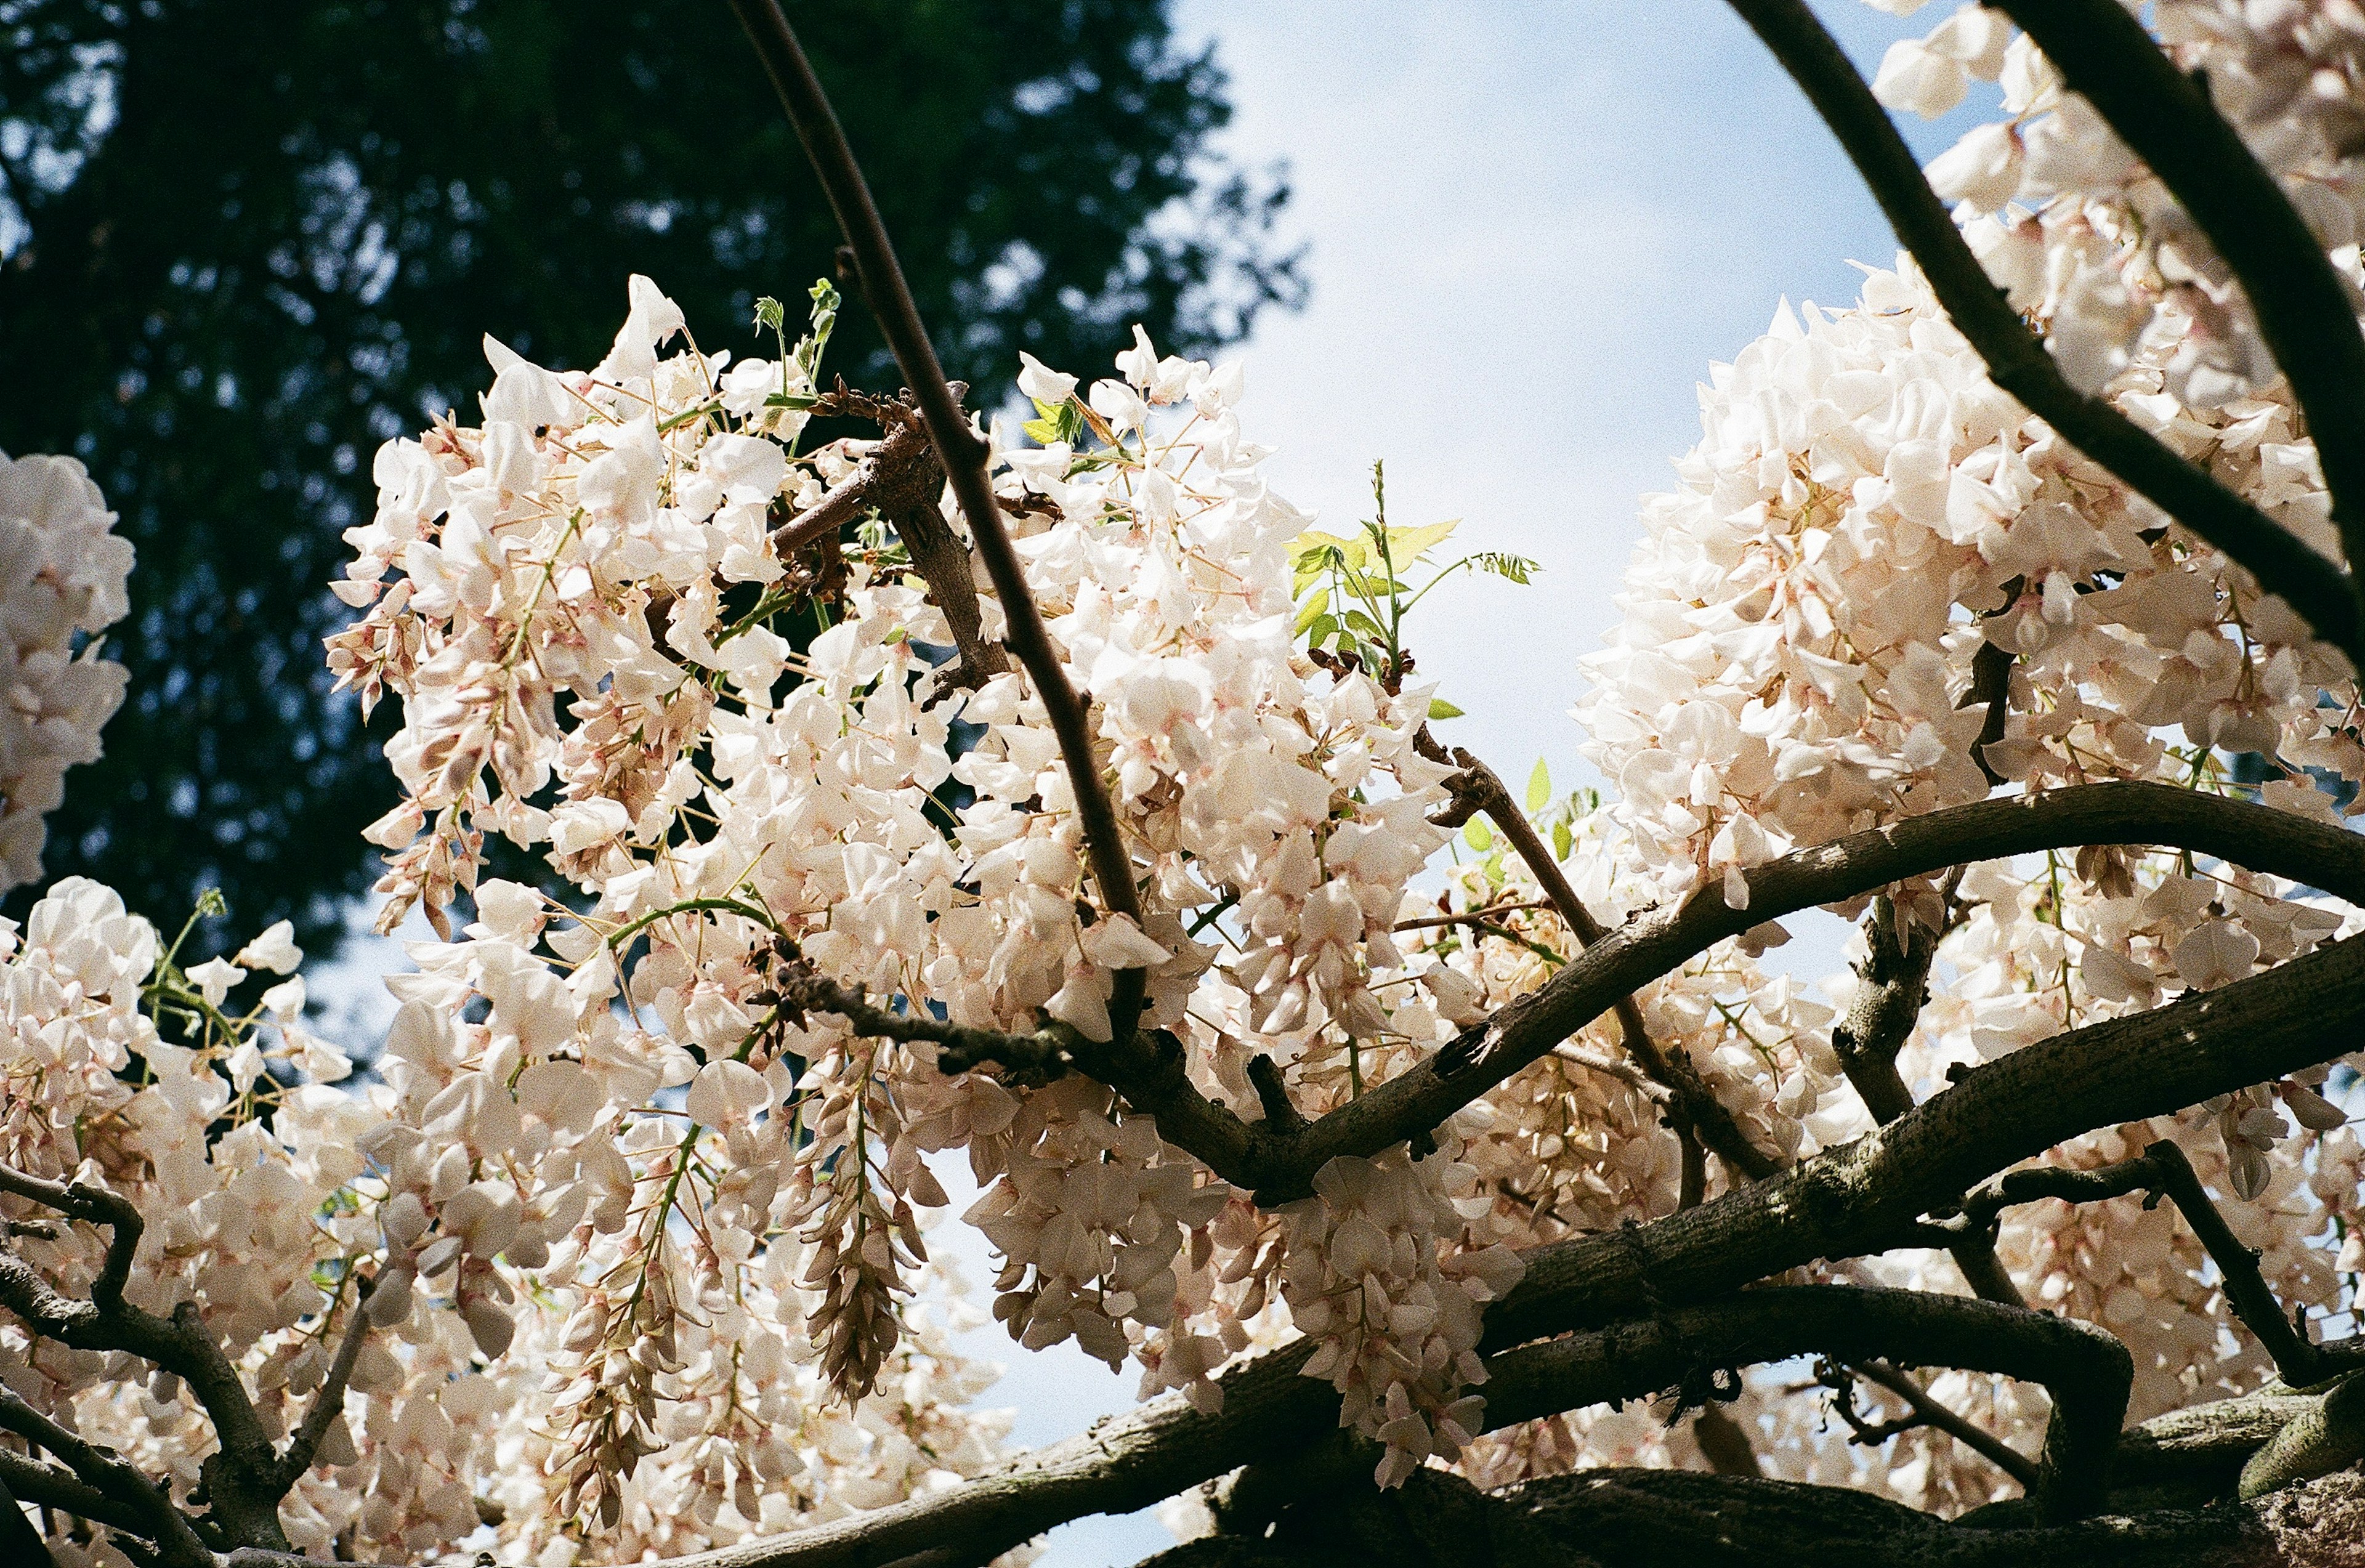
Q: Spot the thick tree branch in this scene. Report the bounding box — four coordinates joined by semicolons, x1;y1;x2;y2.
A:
1991;0;2365;583
0;1442;145;1534
1494;923;2365;1350
1724;0;2363;664
1145;1465;2365;1568
726;0;1149;1037
1481;1286;2125;1520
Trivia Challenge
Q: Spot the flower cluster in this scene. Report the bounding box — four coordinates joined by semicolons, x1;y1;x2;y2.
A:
0;453;131;889
19;11;2365;1546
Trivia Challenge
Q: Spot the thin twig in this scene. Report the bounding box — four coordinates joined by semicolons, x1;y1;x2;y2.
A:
1846;1357;2040;1489
1430;744;1779;1184
1724;0;2363;665
725;0;1148;1033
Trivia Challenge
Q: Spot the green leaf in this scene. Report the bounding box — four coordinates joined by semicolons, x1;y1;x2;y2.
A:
1342;608;1387;640
1526;757;1552;814
1294;588;1331;637
1304;613;1338;649
1463;818;1494;853
1385;518;1460;563
1471;551;1541;585
753;296;786;333
1552;819;1574;860
1428;697;1465;720
1291;528;1369;572
1022;400;1086;447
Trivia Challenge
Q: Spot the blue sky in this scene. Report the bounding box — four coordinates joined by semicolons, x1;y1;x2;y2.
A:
966;4;1997;1561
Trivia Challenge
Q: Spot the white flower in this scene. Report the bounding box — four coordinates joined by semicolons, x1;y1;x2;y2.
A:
233;919;302;974
186;955;246;1008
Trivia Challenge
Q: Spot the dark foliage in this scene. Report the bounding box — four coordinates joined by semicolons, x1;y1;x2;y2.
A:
0;0;1299;950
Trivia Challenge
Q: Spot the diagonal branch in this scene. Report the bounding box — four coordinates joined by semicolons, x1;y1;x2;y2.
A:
1964;1139;2365;1389
1847;1357;2040;1489
1724;0;2363;665
0;1442;147;1534
227;919;2365;1567
1432;746;1778;1184
0;1385;211;1567
1991;0;2365;584
1494;924;2365;1350
1312;782;2365;1198
890;781;2365;1203
725;0;1149;1035
265;1294;371;1493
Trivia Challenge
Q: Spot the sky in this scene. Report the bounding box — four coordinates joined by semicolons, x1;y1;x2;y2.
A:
946;3;1999;1562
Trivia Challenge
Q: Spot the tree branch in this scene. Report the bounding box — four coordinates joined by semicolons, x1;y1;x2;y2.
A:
1845;1357;2039;1489
226;921;2365;1566
1494;923;2365;1350
1833;891;2026;1307
1316;782;2365;1200
1963;1139;2365;1389
264;1295;371;1493
0;1163;291;1551
0;1386;209;1567
1481;1286;2124;1520
0;1164;143;1317
1434;746;1778;1185
772;387;1009;689
0;1441;145;1534
1723;0;2363;664
887;781;2365;1206
1991;0;2365;586
725;0;1149;1035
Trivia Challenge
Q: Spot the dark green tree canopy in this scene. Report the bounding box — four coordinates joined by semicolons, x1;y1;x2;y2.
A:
0;0;1298;950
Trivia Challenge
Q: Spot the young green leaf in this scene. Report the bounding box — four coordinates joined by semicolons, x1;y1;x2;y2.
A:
1526;757;1552;814
1463;818;1494;852
1428;697;1465;720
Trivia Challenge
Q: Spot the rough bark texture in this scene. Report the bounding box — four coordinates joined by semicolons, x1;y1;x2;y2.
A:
1139;1466;2365;1568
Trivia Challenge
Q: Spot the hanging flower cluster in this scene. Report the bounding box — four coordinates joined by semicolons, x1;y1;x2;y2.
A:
0;453;131;889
